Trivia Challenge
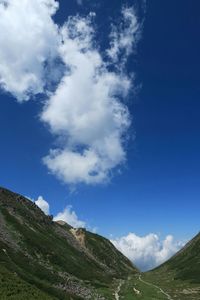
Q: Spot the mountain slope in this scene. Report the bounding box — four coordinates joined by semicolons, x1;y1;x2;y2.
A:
144;233;200;299
159;232;200;283
0;187;137;299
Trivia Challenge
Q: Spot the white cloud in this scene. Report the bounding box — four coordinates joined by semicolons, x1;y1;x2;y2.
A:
35;195;50;215
0;2;141;185
33;194;86;228
41;9;138;185
0;0;59;101
111;233;185;271
107;6;140;67
54;206;86;228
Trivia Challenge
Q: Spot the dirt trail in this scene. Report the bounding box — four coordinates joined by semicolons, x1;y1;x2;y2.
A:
114;280;123;300
139;275;173;300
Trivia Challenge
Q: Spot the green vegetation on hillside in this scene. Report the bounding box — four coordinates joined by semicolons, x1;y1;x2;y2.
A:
144;233;200;300
0;186;200;299
0;187;137;299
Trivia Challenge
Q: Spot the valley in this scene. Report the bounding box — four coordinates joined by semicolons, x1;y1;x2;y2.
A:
0;187;199;300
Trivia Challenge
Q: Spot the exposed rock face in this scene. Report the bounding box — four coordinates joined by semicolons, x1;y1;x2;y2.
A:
70;228;86;247
56;220;68;226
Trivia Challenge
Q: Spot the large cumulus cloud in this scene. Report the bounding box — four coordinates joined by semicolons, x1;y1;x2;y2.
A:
0;0;141;185
111;232;185;271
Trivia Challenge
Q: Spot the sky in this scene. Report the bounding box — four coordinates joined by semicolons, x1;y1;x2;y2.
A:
0;0;200;271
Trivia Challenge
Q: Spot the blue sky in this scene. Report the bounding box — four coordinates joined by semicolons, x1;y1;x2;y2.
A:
0;0;200;270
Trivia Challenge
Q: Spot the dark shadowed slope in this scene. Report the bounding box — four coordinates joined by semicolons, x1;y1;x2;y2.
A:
0;187;137;300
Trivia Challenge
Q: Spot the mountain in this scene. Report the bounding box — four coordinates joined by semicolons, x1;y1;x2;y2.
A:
0;187;137;300
1;186;200;300
158;232;200;283
144;232;200;299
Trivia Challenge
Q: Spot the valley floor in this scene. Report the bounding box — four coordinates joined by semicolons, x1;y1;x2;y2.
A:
97;274;200;300
1;265;200;300
143;268;200;300
96;275;170;300
115;275;172;300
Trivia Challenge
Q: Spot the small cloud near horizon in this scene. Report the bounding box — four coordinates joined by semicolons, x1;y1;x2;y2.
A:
33;194;94;230
54;206;86;228
35;196;50;215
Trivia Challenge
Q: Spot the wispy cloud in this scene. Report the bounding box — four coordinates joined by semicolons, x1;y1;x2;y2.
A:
107;6;140;67
76;0;82;5
0;0;141;186
111;232;185;271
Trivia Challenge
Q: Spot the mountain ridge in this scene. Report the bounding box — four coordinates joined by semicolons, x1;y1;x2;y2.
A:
1;186;200;299
0;186;137;299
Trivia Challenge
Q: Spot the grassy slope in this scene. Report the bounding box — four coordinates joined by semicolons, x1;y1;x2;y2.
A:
144;233;200;300
119;275;170;300
2;186;200;299
0;264;56;300
0;187;137;299
163;233;200;283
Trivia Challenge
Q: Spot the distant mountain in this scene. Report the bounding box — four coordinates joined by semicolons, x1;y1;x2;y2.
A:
144;232;200;299
0;187;137;300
